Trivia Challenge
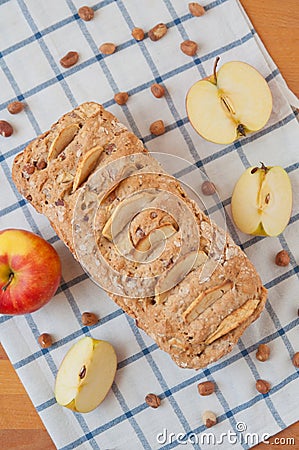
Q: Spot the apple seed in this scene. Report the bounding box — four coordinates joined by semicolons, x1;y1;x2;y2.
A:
79;365;87;379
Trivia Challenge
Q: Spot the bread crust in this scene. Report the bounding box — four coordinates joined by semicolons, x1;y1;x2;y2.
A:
12;102;267;369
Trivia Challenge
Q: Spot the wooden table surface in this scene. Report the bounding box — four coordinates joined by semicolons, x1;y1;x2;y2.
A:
0;1;298;449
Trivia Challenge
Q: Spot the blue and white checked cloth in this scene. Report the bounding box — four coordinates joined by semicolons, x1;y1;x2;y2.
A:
0;1;298;449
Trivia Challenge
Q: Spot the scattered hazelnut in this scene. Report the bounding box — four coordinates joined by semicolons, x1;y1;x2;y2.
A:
7;101;24;114
60;51;79;68
114;92;129;105
132;27;145;41
26;194;33;202
150;119;165;136
145;393;161;408
0;120;13;137
38;333;52;348
256;379;271;394
81;312;99;326
150;83;165;98
275;250;290;267
180;40;198;56
202;410;217;428
189;2;205;17
292;352;299;368
99;42;116;55
148;23;167;41
201;180;216;195
256;343;270;362
78;6;94;21
150;211;158;219
197;381;215;396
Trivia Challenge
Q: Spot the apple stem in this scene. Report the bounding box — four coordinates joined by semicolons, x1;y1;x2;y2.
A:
2;272;14;292
237;124;246;136
260;162;269;173
213;56;220;83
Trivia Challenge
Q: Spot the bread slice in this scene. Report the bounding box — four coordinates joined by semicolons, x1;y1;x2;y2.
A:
12;102;267;369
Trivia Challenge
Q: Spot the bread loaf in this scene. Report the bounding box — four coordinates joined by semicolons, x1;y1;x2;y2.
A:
12;102;267;369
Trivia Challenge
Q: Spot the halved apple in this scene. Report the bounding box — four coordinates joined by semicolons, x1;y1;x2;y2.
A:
231;163;292;236
186;58;272;144
55;336;117;413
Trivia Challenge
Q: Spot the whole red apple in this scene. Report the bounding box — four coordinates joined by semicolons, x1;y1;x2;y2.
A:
0;229;61;315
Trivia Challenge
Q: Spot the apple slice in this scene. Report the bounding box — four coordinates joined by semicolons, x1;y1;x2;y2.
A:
186;59;272;144
231;163;292;236
72;146;104;192
155;250;208;304
135;224;177;251
55;336;117;413
48;124;79;161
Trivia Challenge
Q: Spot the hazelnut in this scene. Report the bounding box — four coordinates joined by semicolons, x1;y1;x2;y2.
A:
180;40;198;56
275;250;290;267
36;158;47;170
292;352;299;368
99;43;116;55
201;180;216;195
256;343;270;362
150;83;165;98
81;312;99;326
60;51;79;68
256;379;271;394
114;92;129;105
189;2;205;17
0;120;13;137
148;23;167;41
202;410;217;428
55;199;64;206
145;393;161;408
38;333;52;348
197;381;215;396
150;119;165;136
132;27;145;41
7;101;24;114
78;6;94;21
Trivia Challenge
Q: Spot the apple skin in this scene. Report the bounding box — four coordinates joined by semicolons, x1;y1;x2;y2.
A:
0;229;61;315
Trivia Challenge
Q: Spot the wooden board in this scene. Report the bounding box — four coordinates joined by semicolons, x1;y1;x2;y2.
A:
1;1;298;448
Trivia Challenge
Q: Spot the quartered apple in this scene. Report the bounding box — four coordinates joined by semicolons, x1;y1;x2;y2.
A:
231;163;292;236
55;336;117;413
186;58;272;144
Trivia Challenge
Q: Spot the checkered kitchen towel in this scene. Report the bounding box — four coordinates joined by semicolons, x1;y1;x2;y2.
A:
0;1;298;449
